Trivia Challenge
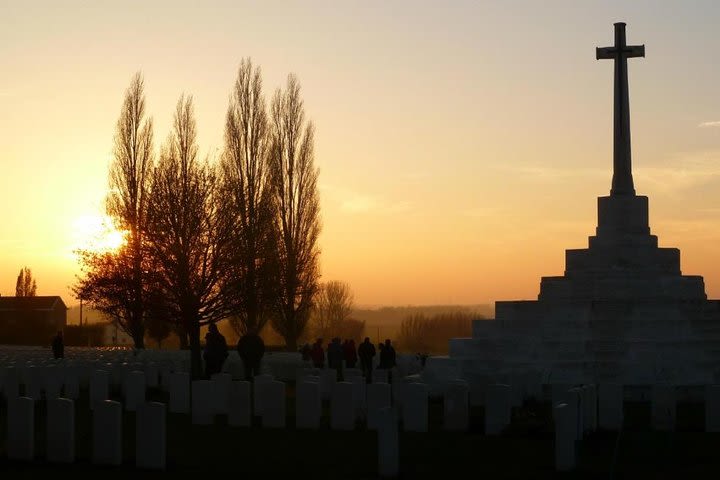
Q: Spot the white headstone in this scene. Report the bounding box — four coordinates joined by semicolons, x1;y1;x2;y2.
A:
191;380;214;425
63;367;80;400
7;396;34;461
566;387;585;439
124;371;146;411
551;383;574;416
330;382;355;430
136;402;166;470
43;365;63;400
253;374;274;416
296;380;322;430
705;385;720;432
93;400;122;466
598;383;624;430
377;407;399;478
320;369;336;401
168;372;190;413
89;370;109;410
47;398;74;463
485;384;511;435
651;385;676;431
228;381;252;427
228;360;245;381
210;373;232;415
444;380;469;431
145;364;159;388
402;382;429;432
348;375;367;419
3;366;19;399
374;369;389;384
25;365;42;400
261;380;286;428
582;385;597;433
554;403;577;471
367;383;392;430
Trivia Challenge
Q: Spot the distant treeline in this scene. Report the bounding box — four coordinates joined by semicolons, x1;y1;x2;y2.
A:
352;304;491;354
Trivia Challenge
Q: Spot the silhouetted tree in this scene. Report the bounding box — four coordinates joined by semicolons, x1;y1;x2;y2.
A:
312;281;354;340
221;58;278;337
75;72;154;349
145;294;172;349
268;74;321;351
146;95;234;379
74;246;154;348
15;267;37;297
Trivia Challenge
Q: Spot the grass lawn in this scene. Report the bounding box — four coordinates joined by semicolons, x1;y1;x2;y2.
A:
1;385;720;479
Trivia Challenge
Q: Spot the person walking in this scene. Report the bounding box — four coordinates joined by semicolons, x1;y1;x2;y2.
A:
203;323;228;378
311;338;325;369
327;337;344;381
358;337;376;382
51;330;64;359
344;339;358;369
237;329;265;380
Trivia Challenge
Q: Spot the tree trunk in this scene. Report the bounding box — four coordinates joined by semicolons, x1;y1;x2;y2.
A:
132;330;145;349
188;323;203;380
285;335;298;353
177;327;189;349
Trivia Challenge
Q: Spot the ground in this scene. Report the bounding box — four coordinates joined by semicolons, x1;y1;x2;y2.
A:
1;386;720;479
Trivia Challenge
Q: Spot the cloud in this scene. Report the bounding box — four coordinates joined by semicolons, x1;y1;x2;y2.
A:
635;149;720;194
334;189;412;215
699;121;720;128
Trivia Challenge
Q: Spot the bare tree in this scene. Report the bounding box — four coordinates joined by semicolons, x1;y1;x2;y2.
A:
15;267;37;297
76;72;154;349
221;58;277;337
312;281;354;340
268;74;321;351
146;94;234;378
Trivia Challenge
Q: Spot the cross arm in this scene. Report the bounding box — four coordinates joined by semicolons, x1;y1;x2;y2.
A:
625;45;645;58
596;47;616;60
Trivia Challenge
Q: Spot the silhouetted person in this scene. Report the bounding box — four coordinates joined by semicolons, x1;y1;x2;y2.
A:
327;337;344;380
237;330;265;380
379;339;396;369
203;323;228;378
311;338;325;368
51;331;64;359
344;339;358;368
358;337;376;381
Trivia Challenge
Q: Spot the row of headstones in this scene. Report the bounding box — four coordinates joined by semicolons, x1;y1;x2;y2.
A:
188;372;472;433
6;393;403;476
552;384;720;471
2;362;473;433
6;396;165;469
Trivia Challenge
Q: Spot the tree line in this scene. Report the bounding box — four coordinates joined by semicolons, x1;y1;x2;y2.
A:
75;59;321;379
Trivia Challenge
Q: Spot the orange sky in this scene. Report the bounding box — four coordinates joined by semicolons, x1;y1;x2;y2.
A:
2;1;720;308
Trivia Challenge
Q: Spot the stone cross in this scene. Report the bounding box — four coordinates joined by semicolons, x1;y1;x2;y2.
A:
596;22;644;196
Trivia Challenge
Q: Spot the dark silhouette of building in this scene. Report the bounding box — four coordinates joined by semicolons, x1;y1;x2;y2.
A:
0;296;67;345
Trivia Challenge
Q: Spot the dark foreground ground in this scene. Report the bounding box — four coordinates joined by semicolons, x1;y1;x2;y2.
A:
1;385;719;479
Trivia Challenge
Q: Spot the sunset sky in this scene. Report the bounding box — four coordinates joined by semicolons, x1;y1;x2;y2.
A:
2;1;720;309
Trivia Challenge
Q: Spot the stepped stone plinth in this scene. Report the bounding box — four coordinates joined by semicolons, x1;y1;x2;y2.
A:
450;23;720;386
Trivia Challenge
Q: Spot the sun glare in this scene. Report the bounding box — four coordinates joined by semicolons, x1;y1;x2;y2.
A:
71;214;127;254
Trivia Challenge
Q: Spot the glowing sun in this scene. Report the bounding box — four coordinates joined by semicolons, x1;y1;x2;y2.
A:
71;214;127;253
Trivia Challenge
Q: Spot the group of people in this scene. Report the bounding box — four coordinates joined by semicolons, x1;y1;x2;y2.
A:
203;323;265;381
300;336;396;382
